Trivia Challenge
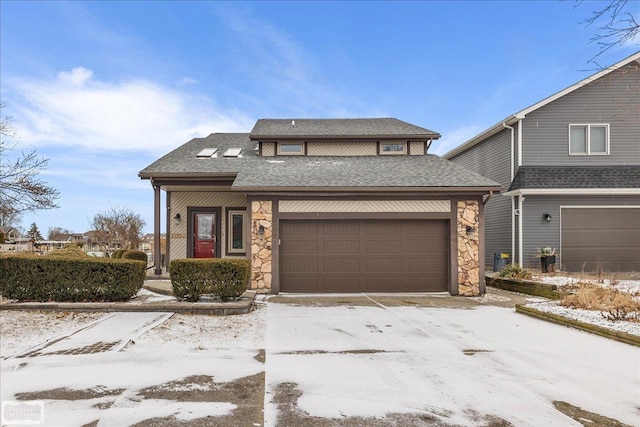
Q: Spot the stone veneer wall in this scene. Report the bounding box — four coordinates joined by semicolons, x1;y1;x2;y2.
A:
250;201;272;290
457;200;480;296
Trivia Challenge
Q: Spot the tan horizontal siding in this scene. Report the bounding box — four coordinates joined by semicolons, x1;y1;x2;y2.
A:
262;142;275;156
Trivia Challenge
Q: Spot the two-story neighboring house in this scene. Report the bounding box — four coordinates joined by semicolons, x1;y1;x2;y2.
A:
140;118;501;295
444;52;640;273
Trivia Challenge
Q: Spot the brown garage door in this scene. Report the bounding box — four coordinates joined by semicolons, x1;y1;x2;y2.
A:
562;207;640;272
280;220;448;293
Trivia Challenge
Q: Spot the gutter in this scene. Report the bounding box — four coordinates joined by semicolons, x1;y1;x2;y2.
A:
502;122;515;181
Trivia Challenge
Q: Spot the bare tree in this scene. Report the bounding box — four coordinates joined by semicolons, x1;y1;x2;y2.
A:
47;226;72;240
0;205;21;228
576;0;639;66
0;103;60;215
90;206;145;251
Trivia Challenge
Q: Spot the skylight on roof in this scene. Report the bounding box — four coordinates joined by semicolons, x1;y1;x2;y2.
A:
223;148;242;157
196;148;218;158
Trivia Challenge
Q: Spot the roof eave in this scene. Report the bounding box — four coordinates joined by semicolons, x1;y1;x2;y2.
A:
249;133;441;141
503;188;640;196
232;185;502;194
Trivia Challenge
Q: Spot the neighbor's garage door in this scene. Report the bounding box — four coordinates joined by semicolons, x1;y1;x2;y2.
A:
280;220;448;293
562;207;640;272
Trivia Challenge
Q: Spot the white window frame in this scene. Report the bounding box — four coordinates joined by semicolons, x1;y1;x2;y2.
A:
380;142;407;155
277;142;305;155
568;124;610;156
226;209;247;254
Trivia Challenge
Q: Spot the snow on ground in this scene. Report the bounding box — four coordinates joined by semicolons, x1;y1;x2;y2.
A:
265;302;640;426
0;303;266;426
525;300;640;336
531;273;640;295
0;311;107;358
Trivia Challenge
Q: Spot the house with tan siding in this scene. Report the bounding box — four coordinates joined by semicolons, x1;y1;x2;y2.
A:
140;118;501;295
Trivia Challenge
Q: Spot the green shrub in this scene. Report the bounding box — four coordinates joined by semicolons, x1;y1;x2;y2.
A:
112;249;128;259
170;258;251;302
46;245;89;258
497;263;532;280
0;254;145;302
122;250;149;263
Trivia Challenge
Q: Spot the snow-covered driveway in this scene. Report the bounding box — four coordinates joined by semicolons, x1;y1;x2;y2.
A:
265;299;640;426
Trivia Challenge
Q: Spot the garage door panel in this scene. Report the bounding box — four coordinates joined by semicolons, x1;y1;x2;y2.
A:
562;208;640;272
322;258;362;273
282;258;318;273
283;240;318;255
366;239;404;253
323;222;360;235
364;257;407;273
280;219;448;292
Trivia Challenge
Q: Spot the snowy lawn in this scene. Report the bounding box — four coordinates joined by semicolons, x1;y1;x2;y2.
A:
525;273;640;337
266;301;640;426
0;303;266;426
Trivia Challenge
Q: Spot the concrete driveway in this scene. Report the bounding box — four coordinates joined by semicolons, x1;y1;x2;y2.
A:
265;293;639;426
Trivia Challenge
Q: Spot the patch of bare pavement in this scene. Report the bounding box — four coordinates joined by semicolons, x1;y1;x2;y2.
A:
267;287;534;309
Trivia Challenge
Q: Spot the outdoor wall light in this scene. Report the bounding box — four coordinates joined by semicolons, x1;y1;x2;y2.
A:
258;224;265;236
465;226;476;237
543;213;553;223
174;213;181;223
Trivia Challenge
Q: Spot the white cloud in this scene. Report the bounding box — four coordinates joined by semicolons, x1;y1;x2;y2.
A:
8;68;253;154
432;124;484;156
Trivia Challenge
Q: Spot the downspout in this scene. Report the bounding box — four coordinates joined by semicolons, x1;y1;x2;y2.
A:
502;121;516;263
511;196;515;264
516;118;524;266
502;122;515;181
483;191;493;205
518;195;524;267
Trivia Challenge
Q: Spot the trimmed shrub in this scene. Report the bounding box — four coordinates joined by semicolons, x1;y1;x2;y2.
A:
122;250;149;263
46;245;89;258
170;258;251;302
497;263;532;280
112;249;128;259
0;254;146;302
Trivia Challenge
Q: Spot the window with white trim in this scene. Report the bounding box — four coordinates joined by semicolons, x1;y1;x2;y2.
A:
380;142;406;155
226;209;246;254
569;124;609;155
277;142;304;155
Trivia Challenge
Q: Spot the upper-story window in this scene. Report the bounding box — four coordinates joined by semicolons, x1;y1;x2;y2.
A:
277;142;305;155
380;142;406;155
569;124;609;155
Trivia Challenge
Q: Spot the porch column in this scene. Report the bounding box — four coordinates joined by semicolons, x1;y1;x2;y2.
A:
153;182;162;275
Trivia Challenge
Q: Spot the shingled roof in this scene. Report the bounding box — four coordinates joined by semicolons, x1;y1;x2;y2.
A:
250;118;440;140
139;132;499;191
508;166;640;191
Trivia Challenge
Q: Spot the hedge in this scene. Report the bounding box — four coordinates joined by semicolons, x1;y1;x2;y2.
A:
170;258;251;302
122;250;149;263
0;254;146;302
112;249;128;259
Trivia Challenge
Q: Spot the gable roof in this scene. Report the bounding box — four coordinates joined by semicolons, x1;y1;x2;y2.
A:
250;118;440;140
139;132;500;191
444;51;640;159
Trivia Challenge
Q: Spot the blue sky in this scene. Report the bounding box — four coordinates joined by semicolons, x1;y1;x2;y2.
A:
1;1;638;235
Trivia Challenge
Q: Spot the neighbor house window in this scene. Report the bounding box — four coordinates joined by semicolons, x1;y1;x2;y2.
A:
227;209;246;254
569;124;609;155
380;142;406;155
277;142;305;155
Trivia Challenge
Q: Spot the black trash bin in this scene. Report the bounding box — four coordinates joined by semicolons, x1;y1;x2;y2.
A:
493;253;510;271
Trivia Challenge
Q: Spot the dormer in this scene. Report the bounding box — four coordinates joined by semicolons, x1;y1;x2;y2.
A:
249;118;440;157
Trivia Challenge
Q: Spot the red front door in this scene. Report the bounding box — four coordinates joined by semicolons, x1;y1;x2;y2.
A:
194;213;216;258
